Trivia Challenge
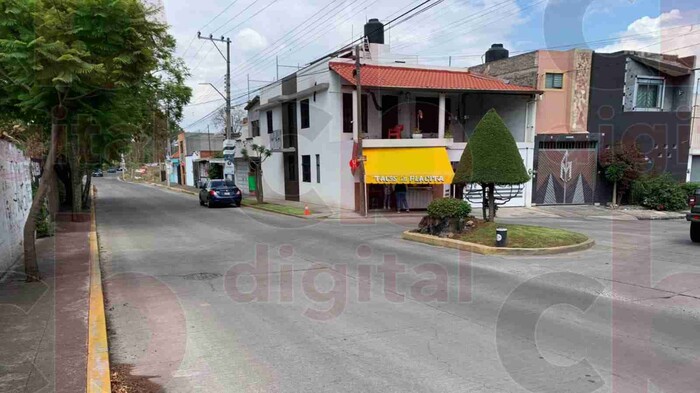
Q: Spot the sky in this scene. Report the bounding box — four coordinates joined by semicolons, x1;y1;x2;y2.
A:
158;0;700;132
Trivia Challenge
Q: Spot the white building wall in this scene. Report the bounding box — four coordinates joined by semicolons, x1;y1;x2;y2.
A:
296;64;350;208
185;156;194;186
0;140;32;273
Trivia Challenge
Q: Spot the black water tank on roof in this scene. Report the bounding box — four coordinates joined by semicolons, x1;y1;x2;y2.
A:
364;18;384;44
485;43;509;63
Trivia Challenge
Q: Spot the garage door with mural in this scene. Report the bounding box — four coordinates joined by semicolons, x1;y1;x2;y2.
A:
534;140;598;205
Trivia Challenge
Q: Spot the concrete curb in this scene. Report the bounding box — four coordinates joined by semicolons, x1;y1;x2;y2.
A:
87;186;111;392
401;230;595;256
142;181;320;220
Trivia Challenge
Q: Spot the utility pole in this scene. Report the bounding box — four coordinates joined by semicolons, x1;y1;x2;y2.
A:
355;45;367;216
197;32;232;139
165;108;171;187
207;125;211;151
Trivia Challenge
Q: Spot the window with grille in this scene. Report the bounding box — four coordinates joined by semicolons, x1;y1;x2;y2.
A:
545;73;564;89
634;77;664;110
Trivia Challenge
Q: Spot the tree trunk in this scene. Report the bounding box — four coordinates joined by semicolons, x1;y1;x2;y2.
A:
612;181;618;207
256;168;264;204
82;174;91;209
67;133;83;221
481;185;487;221
23;124;61;281
47;174;59;220
487;183;496;222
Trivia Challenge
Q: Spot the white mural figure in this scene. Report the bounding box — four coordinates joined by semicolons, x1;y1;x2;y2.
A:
560;150;573;203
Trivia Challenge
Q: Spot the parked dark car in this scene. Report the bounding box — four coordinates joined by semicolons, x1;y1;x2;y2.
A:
92;169;103;177
199;179;242;208
107;167;117;173
688;187;700;243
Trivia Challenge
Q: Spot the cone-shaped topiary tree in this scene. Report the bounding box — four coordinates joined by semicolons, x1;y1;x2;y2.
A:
454;109;529;221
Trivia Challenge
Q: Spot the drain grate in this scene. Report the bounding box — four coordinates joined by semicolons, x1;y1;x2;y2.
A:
183;272;222;281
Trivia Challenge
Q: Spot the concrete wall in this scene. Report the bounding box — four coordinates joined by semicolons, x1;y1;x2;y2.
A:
469;49;592;135
185;133;225;154
0;140;32;273
461;93;533;142
468;52;538;87
623;57;694;112
588;52;692;185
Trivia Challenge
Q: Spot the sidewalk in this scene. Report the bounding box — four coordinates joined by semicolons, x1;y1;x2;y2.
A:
0;214;92;393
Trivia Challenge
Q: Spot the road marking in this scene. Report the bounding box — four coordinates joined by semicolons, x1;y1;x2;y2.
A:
87;185;111;392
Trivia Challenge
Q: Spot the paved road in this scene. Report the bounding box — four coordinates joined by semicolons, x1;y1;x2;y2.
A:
95;176;700;393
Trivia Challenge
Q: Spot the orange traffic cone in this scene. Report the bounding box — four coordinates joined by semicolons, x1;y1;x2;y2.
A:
304;205;311;216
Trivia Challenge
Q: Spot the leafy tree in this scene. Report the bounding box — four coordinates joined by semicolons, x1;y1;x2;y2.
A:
453;109;529;221
0;0;189;280
241;143;272;204
600;142;646;206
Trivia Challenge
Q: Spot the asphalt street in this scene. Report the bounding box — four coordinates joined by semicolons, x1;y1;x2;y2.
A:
95;175;700;393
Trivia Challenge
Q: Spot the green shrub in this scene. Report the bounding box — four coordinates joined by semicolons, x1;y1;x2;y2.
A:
681;182;700;197
630;174;688;211
427;198;472;219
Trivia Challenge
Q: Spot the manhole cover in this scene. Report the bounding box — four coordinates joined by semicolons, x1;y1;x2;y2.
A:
183;272;222;281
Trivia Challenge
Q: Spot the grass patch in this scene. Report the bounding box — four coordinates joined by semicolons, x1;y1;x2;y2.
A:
457;222;588;248
241;199;307;216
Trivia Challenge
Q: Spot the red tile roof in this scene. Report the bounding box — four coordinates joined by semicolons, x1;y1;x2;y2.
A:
329;61;538;93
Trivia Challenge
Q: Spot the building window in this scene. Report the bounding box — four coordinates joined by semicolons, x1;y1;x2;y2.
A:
341;93;367;133
342;93;353;133
300;99;310;129
301;155;311;183
251;120;260;137
545;73;564;89
266;111;273;134
635;77;664;110
315;154;320;183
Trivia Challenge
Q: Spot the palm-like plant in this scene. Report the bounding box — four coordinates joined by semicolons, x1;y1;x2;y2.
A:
241;143;272;204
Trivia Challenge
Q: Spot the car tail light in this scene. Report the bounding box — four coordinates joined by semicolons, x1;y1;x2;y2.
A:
236;190;241;195
209;190;217;196
690;196;697;208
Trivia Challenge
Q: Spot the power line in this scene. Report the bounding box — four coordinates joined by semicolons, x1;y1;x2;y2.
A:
201;0;241;31
212;0;261;34
237;0;373;77
221;0;280;36
233;0;347;75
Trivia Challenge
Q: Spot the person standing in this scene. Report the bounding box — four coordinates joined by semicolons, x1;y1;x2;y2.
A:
395;183;409;212
383;184;394;210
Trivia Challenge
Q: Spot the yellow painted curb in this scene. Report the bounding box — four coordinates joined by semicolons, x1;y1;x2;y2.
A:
402;231;595;256
87;186;111;392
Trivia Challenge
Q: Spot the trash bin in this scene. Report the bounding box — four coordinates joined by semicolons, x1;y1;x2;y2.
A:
496;227;508;247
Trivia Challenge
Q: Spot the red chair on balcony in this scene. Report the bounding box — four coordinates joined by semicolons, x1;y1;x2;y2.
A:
387;124;403;139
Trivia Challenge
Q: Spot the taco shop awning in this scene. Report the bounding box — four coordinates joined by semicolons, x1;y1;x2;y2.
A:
364;147;454;184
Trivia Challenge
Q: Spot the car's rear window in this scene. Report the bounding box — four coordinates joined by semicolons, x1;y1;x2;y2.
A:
210;180;235;188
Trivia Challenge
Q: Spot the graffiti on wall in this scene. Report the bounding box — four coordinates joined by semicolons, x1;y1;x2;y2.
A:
1;140;32;272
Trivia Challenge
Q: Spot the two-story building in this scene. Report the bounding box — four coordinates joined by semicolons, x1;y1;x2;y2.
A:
174;131;225;187
238;19;540;213
470;46;696;204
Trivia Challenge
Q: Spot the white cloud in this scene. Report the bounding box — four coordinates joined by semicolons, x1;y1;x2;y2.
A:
235;28;268;52
596;9;700;57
